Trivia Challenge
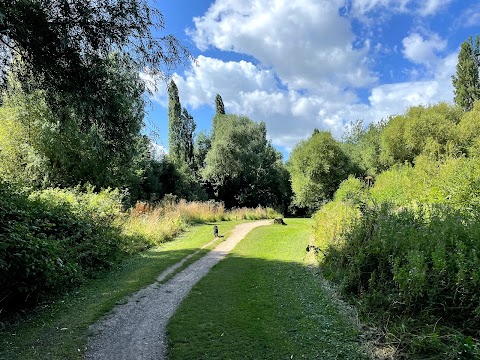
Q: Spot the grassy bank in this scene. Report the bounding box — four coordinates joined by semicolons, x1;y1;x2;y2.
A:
168;218;368;359
0;221;244;360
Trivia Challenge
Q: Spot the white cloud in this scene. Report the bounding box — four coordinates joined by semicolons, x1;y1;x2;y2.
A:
348;0;453;17
402;32;447;67
145;51;456;151
419;0;453;16
456;4;480;28
364;52;456;121
189;0;376;93
143;0;460;152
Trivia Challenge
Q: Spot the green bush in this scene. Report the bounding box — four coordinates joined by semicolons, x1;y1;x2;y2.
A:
318;202;480;357
0;183;126;315
371;155;480;212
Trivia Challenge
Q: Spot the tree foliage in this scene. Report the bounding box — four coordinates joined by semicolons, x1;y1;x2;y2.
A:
380;103;462;166
167;80;182;162
0;54;148;190
202;114;289;209
0;0;190;96
452;35;480;111
194;130;211;170
288;130;357;211
342;120;385;176
167;80;196;168
215;93;225;115
179;108;196;166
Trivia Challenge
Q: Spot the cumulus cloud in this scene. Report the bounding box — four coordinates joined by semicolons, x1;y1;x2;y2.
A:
189;0;376;93
143;0;459;151
144;52;456;150
348;0;453;17
402;32;447;67
365;52;456;120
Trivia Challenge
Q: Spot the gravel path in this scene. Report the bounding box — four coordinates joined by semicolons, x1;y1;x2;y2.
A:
85;220;271;360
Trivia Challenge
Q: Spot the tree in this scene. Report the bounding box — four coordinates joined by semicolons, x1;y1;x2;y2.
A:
167;81;196;166
194;130;211;170
380;103;462;166
168;80;182;162
202;114;288;208
452;35;480;111
179;108;196;166
288;130;357;211
0;54;148;190
215;94;225;115
0;1;191;97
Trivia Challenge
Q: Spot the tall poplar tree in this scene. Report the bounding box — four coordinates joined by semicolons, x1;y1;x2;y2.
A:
453;35;480;111
168;80;182;162
168;80;196;167
180;108;196;166
215;94;225;115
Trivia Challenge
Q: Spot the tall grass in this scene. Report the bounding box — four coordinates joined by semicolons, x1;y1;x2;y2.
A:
121;196;279;249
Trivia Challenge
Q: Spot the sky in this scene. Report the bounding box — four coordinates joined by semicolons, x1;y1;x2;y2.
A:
142;0;480;159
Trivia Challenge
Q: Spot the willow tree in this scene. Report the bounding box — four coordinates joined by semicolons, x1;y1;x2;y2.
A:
202;114;288;208
0;1;191;94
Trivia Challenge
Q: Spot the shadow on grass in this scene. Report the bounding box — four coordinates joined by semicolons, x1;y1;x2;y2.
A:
167;253;368;360
0;247;208;360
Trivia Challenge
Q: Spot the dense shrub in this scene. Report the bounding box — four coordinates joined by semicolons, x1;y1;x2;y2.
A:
371;155;480;212
321;203;480;325
0;184;126;314
1;182;280;317
315;200;480;357
312;177;367;254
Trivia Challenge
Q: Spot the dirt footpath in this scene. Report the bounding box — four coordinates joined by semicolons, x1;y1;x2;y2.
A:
85;220;271;360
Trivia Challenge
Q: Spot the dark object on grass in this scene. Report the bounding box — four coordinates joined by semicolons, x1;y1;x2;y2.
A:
274;218;286;225
213;225;219;237
306;245;325;255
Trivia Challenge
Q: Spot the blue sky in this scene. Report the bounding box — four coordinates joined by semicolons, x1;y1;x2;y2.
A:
143;0;480;159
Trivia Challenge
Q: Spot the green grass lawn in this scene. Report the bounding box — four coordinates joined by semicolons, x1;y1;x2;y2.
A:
0;221;242;360
168;218;368;360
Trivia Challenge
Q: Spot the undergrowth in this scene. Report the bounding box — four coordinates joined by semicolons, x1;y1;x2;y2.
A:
313;171;480;359
0;183;279;320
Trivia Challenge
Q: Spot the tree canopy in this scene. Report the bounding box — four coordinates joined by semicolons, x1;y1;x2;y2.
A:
288;130;356;211
452;35;480;111
0;0;190;92
202;114;288;209
215;94;225;115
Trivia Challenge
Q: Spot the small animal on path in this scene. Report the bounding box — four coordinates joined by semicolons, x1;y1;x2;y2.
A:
274;217;286;225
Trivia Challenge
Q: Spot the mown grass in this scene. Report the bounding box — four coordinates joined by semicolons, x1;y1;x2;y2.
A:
168;218;368;359
0;221;242;360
